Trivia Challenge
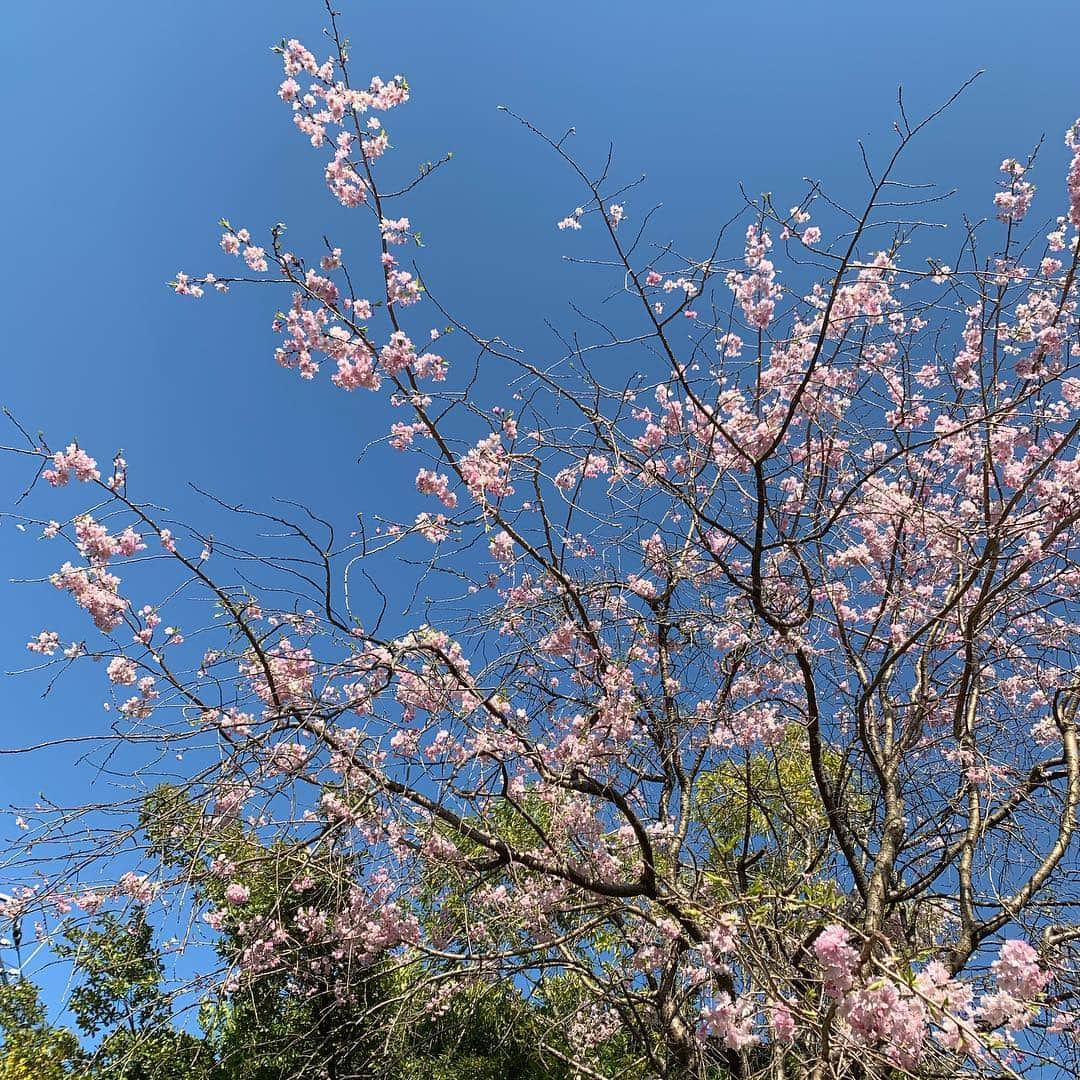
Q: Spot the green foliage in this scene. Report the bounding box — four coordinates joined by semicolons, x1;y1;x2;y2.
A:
696;730;853;912
57;911;167;1040
0;979;83;1080
7;768;817;1079
389;982;563;1080
54;911;209;1080
5;920;674;1079
202;987;367;1080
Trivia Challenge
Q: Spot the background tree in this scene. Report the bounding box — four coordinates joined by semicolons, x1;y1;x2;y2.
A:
0;978;83;1080
54;911;209;1080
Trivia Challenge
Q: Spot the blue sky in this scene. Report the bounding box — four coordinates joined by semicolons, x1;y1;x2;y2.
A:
1;0;1079;985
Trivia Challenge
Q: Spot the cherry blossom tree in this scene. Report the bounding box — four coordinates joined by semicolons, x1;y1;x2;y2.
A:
4;4;1080;1077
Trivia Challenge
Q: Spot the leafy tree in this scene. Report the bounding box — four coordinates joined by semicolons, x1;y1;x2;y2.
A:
55;912;209;1080
0;979;83;1080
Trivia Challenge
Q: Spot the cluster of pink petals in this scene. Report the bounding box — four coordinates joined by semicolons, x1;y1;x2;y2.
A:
413;512;450;542
726;225;781;329
1066;119;1080;228
276;39;408;206
415;468;457;508
26;630;61;655
43;444;99;486
811;927;1051;1066
74;516;145;565
459;433;514;502
51;563;127;633
241;638;315;710
994;159;1036;223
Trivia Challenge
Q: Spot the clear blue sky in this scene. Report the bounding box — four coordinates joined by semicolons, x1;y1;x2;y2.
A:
1;0;1079;864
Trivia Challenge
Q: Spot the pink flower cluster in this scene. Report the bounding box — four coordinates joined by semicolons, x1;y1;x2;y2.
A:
43;444;99;486
992;939;1051;999
380;331;445;380
994;159;1036;223
26;630;60;655
275;39;408;207
698;993;757;1050
813;924;860;996
416;469;457;508
106;656;137;685
242;638;315;709
51;563;127;633
333;879;421;964
220;226;270;273
1066;119;1080;228
380;216;411;244
726;225;781;329
459;434;514;503
74;516;145;565
811;927;1051;1066
557;207;584;230
414;512;450;543
118;675;159;719
383;253;422;308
